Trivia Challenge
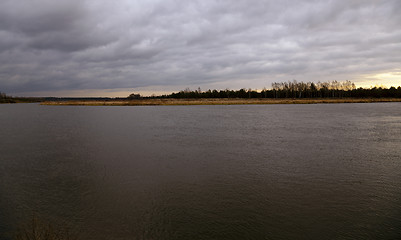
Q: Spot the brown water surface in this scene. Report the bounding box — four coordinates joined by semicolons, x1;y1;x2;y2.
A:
1;103;401;239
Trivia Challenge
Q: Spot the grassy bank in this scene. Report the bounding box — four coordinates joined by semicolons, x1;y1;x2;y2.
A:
12;216;77;240
41;98;401;106
0;98;44;104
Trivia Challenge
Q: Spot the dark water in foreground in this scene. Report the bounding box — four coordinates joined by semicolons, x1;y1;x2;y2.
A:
1;103;401;239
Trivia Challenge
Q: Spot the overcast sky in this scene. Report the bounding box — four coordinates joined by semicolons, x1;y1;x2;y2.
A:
1;0;400;97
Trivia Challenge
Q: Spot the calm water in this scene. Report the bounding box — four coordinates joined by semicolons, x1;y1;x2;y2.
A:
1;103;401;239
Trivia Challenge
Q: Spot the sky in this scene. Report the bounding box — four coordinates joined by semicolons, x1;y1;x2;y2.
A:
0;0;400;97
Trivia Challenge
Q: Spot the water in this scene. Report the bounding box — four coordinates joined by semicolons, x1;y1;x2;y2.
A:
1;103;401;239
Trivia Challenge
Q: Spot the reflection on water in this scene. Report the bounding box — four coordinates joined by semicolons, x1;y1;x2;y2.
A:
1;103;401;239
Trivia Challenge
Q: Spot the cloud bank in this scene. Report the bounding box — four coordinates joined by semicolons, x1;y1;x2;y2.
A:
1;0;400;96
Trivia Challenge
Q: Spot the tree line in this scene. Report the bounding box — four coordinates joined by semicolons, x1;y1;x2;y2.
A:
0;92;48;103
0;91;16;103
148;80;401;99
3;79;401;103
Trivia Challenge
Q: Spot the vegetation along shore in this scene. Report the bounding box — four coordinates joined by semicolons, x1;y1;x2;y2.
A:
41;98;401;106
3;80;401;106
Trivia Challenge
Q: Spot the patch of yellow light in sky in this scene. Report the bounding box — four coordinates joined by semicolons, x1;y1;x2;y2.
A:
359;71;401;88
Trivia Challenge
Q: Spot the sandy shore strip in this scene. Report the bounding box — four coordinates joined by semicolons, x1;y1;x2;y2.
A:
40;98;401;106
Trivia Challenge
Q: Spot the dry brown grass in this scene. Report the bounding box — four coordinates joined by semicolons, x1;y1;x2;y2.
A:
41;98;401;106
14;217;77;240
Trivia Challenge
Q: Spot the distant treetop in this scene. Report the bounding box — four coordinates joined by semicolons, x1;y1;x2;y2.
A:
128;93;141;99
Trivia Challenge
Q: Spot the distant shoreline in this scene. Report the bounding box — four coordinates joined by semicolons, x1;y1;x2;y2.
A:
40;98;401;106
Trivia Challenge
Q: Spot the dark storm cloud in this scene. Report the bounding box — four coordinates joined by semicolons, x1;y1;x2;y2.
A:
0;0;400;95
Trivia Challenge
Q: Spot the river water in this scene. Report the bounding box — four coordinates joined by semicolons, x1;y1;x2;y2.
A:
1;103;401;239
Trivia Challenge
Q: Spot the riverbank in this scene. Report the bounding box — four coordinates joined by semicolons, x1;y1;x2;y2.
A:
40;98;401;106
0;98;43;104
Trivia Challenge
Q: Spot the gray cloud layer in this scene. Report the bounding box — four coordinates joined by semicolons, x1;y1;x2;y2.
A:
1;0;400;95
